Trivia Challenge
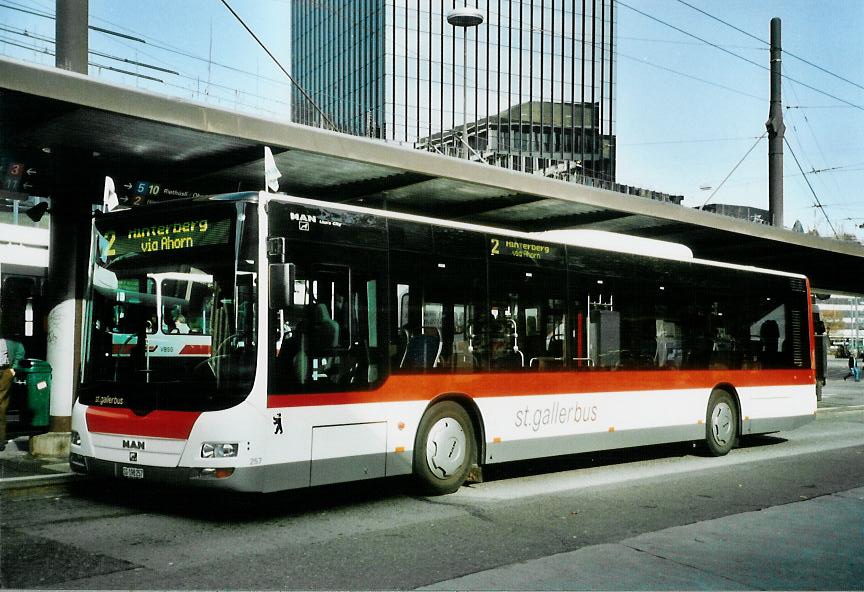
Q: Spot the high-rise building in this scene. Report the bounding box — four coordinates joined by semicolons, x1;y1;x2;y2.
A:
291;1;616;183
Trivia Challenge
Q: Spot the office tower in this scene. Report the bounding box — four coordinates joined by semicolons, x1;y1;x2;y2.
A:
292;1;615;182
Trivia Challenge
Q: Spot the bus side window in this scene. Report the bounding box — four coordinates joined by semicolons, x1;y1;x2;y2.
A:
489;262;565;372
270;246;386;392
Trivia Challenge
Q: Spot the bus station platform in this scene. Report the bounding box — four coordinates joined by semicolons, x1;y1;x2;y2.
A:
1;358;863;492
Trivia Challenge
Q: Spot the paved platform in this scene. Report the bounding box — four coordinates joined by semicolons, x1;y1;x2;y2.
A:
0;435;77;490
420;487;864;590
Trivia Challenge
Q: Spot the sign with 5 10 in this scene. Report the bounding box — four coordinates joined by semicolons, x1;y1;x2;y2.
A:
119;180;201;205
122;180;161;205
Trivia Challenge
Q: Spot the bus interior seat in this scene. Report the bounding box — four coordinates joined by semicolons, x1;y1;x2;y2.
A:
310;303;339;353
403;326;442;370
524;334;546;362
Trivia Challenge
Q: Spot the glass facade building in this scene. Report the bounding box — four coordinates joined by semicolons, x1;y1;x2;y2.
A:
292;1;616;183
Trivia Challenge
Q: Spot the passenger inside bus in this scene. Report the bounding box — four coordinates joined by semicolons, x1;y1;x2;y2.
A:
165;306;191;334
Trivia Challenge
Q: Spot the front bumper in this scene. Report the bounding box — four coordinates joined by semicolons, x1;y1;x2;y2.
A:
69;452;264;492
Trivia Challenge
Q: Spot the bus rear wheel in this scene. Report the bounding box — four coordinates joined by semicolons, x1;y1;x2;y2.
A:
705;390;738;456
413;401;476;495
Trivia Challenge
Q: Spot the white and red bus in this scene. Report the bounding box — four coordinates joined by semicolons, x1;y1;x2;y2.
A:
92;269;215;367
71;192;816;494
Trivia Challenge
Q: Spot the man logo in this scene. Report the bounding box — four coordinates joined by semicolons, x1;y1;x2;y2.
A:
122;440;145;450
129;452;138;462
289;212;317;224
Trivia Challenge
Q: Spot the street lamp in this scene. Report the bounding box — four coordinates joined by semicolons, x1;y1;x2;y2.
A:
447;6;484;159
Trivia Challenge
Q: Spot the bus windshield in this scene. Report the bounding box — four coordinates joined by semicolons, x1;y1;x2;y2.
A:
80;202;257;410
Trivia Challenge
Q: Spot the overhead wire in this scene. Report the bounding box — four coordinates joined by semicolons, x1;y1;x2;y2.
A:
0;1;293;114
622;136;762;146
0;33;167;82
0;26;289;112
616;0;861;237
5;0;859;117
0;1;780;123
666;0;859;235
615;0;864;112
0;1;147;42
3;0;860;203
787;105;860;110
784;136;838;237
698;131;766;210
0;23;179;75
0;1;295;90
784;62;851;228
674;0;864;94
218;0;335;130
616;51;763;101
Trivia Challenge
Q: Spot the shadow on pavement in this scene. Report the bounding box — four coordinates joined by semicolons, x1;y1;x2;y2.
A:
61;432;799;522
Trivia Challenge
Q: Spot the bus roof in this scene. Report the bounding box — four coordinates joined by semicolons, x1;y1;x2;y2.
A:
263;192;807;281
532;229;694;261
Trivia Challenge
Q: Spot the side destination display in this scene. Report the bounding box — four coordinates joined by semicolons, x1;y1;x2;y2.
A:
98;213;232;261
489;236;563;263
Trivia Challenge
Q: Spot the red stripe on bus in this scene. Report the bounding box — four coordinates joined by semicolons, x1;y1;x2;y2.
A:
267;368;814;408
86;407;200;438
179;344;211;355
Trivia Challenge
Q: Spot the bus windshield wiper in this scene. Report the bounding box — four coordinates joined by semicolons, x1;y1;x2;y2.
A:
105;251;140;269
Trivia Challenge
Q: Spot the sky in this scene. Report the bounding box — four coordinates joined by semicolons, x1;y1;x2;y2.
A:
1;0;862;239
614;0;864;239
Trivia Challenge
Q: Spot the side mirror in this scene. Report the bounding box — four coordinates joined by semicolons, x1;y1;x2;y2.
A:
269;263;295;310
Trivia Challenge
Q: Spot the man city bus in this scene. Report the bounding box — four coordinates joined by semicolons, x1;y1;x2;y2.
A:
70;192;816;494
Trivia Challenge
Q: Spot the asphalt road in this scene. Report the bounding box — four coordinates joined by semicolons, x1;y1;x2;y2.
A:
2;409;863;590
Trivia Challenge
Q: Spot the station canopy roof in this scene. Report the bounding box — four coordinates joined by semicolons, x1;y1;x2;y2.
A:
2;57;862;294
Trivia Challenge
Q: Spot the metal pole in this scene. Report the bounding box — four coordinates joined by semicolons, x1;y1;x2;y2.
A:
766;17;784;227
463;31;468;159
447;7;483;159
38;1;88;440
55;0;88;74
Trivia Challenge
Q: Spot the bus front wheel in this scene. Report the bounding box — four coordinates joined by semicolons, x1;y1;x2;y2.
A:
413;401;476;495
705;390;738;456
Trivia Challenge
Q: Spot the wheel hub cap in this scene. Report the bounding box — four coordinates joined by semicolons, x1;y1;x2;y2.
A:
711;402;734;446
425;417;466;479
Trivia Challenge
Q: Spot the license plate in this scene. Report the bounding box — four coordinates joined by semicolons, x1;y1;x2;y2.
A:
121;466;144;479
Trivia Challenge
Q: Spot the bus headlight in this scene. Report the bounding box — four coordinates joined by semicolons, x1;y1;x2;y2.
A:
70;431;81;446
201;442;238;458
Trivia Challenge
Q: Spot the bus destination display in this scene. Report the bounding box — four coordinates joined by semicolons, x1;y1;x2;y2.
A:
490;236;562;262
99;216;232;260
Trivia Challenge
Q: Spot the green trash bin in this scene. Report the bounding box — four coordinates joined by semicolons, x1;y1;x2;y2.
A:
16;359;51;428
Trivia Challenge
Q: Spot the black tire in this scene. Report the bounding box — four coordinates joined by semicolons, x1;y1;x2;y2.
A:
413;401;476;495
705;389;738;456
